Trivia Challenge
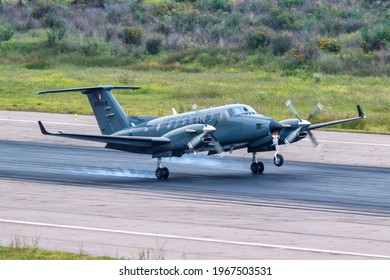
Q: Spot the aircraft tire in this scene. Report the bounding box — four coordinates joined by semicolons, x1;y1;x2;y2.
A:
162;167;169;179
274;154;284;167
155;168;163;179
251;162;264;174
251;162;259;174
156;167;169;179
257;162;264;173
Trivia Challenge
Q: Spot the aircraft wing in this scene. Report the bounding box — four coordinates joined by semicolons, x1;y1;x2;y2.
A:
38;121;170;148
307;105;366;130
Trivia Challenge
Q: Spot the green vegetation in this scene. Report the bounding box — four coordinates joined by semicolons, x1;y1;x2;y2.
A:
0;0;389;133
0;64;388;133
0;235;165;259
0;246;114;260
0;235;114;259
0;0;389;75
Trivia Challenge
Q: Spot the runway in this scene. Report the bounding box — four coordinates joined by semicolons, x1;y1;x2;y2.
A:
0;111;389;259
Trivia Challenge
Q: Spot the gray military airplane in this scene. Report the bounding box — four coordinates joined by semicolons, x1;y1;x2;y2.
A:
37;85;366;179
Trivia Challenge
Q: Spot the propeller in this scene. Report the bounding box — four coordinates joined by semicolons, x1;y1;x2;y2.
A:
189;104;225;156
284;100;323;150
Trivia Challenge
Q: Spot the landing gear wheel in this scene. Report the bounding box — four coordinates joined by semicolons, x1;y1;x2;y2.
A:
257;162;264;173
251;162;259;174
162;167;169;179
251;162;264;174
273;154;284;167
156;167;169;179
155;168;163;179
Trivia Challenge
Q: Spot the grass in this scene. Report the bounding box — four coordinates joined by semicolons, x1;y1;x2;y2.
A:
0;246;115;260
0;235;115;260
0;234;165;260
0;64;388;133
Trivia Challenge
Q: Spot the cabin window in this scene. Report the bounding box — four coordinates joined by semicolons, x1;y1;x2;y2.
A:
229;106;257;117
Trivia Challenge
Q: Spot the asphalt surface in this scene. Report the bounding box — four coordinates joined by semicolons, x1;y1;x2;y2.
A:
0;111;389;259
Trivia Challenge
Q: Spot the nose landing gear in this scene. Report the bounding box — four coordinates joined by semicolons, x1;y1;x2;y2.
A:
272;131;284;167
273;153;284;167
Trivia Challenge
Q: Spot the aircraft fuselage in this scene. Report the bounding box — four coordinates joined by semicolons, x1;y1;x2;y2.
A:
113;104;277;156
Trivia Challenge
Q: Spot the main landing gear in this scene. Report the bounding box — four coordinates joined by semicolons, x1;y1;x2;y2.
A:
251;153;264;174
155;158;169;179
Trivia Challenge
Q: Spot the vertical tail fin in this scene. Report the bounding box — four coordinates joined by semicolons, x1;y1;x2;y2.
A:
36;85;140;135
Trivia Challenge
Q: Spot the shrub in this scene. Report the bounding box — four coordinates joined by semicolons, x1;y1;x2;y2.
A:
196;0;233;13
316;54;343;74
146;37;162;55
71;0;106;8
248;28;270;49
317;36;341;53
81;42;99;56
107;9;121;24
262;6;299;31
270;32;293;56
42;14;65;29
46;27;66;46
277;0;305;9
105;26;115;41
31;2;53;20
288;48;307;64
312;73;323;83
0;27;14;42
361;27;390;52
119;26;143;45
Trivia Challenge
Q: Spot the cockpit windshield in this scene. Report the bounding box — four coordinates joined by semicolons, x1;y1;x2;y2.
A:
229;106;257;117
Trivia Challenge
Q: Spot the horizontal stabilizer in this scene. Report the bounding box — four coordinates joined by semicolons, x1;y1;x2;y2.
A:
36;85;140;95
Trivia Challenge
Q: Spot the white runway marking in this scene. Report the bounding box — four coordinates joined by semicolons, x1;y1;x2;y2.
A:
0;118;97;127
301;138;390;147
2;218;390;259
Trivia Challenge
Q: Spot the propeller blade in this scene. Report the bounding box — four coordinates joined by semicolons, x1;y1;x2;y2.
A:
286;100;302;121
307;130;322;150
191;103;206;125
308;103;323;122
211;135;225;157
284;127;301;145
187;133;205;150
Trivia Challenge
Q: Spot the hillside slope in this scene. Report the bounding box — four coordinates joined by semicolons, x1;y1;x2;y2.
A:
0;0;389;75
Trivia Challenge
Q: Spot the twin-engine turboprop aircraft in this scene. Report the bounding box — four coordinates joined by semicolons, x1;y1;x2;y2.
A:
37;85;366;179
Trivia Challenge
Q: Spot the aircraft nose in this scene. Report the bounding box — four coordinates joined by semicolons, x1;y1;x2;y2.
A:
269;119;283;133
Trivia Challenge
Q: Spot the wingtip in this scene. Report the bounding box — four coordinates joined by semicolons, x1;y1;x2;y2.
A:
357;105;366;118
38;121;49;135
